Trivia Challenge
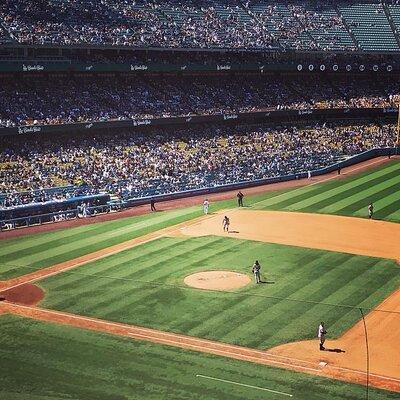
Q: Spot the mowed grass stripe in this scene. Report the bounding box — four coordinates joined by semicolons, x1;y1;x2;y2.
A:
0;207;202;280
198;296;269;346
268;252;346;299
285;163;400;212
0;222;101;258
37;237;400;349
373;196;400;220
291;166;400;212
102;239;249;320
186;290;264;338
2;315;396;400
322;259;387;307
65;236;182;280
8;207;197;265
384;208;400;221
38;237;205;305
0;210;158;257
333;179;400;216
285;256;375;301
40;237;243;315
68;240;236;315
335;185;400;219
253;161;400;210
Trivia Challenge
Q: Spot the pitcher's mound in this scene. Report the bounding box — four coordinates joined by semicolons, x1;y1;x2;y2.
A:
184;270;251;291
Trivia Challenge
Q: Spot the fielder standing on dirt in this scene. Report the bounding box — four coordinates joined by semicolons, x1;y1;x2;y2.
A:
318;322;327;350
222;215;230;232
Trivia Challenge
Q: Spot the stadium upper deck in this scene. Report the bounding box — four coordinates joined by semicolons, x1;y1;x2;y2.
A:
1;1;400;52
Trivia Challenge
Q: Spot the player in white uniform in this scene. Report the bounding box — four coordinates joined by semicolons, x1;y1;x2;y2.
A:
318;322;327;350
203;199;209;215
368;203;374;219
252;260;261;284
222;216;230;232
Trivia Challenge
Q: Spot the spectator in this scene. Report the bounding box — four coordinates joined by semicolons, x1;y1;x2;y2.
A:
0;122;395;208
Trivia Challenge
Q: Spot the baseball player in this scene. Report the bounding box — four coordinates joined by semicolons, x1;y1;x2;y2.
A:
203;199;209;215
252;260;261;284
237;191;244;207
318;322;327;351
368;203;374;219
222;215;230;232
150;197;156;212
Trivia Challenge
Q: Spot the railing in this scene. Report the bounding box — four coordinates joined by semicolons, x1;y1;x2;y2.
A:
0;203;124;232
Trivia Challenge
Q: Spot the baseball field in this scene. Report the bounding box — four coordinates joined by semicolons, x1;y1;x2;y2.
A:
0;158;399;399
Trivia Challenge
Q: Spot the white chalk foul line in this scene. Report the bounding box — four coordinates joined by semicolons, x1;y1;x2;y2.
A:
8;303;400;385
196;374;293;397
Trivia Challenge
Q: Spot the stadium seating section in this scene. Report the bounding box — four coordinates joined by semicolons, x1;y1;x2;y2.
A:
1;1;400;51
0;74;399;128
0;122;395;211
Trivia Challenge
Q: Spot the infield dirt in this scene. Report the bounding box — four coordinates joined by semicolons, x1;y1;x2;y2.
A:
178;209;400;391
0;207;399;392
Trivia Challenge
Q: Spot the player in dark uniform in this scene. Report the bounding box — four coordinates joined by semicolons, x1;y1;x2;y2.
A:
237;191;244;207
150;198;156;212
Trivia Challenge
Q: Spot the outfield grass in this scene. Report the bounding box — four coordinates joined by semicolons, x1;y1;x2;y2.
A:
38;236;400;349
254;160;400;221
0;315;397;400
1;161;399;399
1;160;398;281
0;206;205;280
0;197;263;281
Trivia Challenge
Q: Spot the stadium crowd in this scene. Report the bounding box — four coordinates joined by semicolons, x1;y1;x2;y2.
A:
0;75;398;127
0;122;395;208
0;0;369;51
